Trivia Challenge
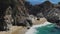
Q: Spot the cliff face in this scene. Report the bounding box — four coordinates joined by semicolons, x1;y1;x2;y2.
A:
1;0;60;24
31;1;60;23
28;1;54;16
12;0;29;24
0;0;29;17
0;0;30;27
26;1;60;23
0;0;11;28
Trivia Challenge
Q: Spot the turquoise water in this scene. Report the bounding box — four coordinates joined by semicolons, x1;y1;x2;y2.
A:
35;24;60;34
25;22;60;34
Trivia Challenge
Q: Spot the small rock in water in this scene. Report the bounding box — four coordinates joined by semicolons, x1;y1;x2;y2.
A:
27;27;30;29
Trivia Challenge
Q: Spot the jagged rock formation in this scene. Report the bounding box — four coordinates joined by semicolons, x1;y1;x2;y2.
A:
28;1;54;16
0;0;11;31
27;0;60;23
0;0;29;24
44;8;60;23
12;0;33;27
0;0;60;31
0;0;32;31
11;0;31;26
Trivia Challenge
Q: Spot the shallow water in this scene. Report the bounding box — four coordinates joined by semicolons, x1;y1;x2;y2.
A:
25;22;60;34
35;24;60;34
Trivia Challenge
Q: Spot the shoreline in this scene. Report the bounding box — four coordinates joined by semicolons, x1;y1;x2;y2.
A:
0;18;47;34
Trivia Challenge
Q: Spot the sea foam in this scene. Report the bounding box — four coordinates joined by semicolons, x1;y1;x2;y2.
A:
25;22;52;34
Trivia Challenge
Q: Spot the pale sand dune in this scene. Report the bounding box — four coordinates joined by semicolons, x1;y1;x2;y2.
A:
0;18;47;34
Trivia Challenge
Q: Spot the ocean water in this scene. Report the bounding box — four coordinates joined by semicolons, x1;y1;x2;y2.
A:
25;22;60;34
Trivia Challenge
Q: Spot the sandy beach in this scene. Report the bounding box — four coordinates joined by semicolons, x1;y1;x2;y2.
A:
0;18;47;34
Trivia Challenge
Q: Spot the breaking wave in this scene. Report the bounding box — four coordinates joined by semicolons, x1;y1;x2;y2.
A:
25;22;52;34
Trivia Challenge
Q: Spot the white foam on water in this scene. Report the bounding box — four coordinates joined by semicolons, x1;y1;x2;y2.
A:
25;22;52;34
25;27;37;34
